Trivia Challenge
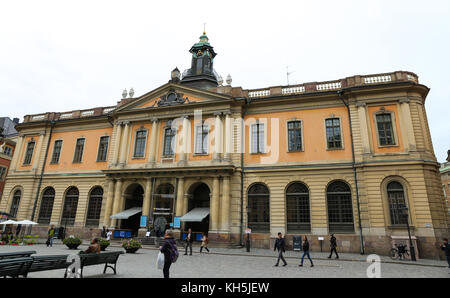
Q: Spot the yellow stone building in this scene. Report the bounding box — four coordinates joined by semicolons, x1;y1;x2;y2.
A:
1;32;448;259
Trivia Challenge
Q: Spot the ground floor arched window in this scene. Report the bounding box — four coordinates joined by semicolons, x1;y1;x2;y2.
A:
286;182;310;232
38;187;55;224
248;183;270;232
86;186;103;227
387;181;408;225
10;190;21;218
61;187;79;226
327;181;354;233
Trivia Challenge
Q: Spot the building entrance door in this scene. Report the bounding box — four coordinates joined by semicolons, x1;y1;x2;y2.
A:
185;183;210;235
121;184;144;236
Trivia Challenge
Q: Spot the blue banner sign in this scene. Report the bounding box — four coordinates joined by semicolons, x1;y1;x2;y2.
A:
140;216;147;227
173;216;181;228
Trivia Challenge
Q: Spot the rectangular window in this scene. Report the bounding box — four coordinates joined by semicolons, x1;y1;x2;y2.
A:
376;113;395;145
195;123;209;154
50;140;63;164
73;138;85;163
97;136;109;161
3;146;12;156
163;128;175;156
251;123;265;154
325;118;342;149
0;166;6;181
23;141;35;165
287;121;302;152
133;131;147;158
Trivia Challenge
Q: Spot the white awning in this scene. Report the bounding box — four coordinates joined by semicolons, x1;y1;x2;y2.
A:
110;207;142;219
180;208;210;222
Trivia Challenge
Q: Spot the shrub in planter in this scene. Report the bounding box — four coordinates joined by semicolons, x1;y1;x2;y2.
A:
23;235;38;245
99;239;110;251
122;239;142;253
63;237;82;249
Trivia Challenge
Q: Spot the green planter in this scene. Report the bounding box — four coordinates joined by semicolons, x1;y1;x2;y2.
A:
63;237;82;250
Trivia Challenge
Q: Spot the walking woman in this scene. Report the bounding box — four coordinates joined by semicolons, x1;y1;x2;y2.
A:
200;232;210;253
299;236;314;267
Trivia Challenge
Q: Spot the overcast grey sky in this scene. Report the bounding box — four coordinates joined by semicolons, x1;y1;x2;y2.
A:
1;0;449;161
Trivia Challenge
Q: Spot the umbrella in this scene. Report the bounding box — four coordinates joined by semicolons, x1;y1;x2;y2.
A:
0;220;17;225
15;220;38;225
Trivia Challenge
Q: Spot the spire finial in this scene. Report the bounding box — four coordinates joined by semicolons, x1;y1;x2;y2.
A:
203;23;206;35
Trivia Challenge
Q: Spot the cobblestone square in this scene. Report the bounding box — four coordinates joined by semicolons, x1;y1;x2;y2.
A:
0;244;448;278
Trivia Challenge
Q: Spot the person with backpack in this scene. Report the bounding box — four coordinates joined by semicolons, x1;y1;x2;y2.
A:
328;234;339;259
160;230;178;278
200;232;209;253
299;236;314;267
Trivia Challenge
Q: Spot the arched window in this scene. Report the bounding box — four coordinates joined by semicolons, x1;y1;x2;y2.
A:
38;187;55;224
248;184;270;232
9;190;21;218
86;187;103;227
327;181;354;233
387;181;408;225
61;187;79;226
286;182;310;232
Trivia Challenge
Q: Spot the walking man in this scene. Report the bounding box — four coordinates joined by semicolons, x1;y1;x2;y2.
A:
299;236;314;267
328;234;339;259
274;232;287;267
441;238;450;269
184;228;193;256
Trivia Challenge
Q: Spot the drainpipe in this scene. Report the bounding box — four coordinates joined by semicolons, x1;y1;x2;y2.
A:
239;98;249;246
29;120;56;233
337;90;365;255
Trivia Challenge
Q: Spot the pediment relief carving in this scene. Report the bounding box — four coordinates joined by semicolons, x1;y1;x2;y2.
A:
152;88;194;107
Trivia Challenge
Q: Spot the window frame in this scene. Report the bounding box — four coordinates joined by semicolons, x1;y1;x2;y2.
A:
3;145;12;156
326;181;355;233
85;186;104;227
324;117;344;150
194;122;210;155
9;189;22;218
373;109;398;148
132;129;148;159
162;126;176;157
96;135;110;162
23;140;36;165
72;138;86;163
0;166;7;181
250;121;266;154
285;182;311;232
286;119;304;152
247;183;270;232
386;181;409;226
50;139;63;164
60;187;79;226
38;187;55;224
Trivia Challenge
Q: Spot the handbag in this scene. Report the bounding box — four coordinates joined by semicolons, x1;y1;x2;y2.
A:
157;252;165;270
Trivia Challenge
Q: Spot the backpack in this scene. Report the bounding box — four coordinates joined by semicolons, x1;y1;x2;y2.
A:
168;240;179;263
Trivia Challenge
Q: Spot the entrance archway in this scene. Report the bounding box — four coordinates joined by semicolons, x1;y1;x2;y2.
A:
153;183;175;237
186;183;211;234
121;183;144;236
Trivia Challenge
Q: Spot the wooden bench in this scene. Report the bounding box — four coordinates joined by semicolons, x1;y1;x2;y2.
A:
67;251;124;278
0;251;36;260
24;255;71;278
0;257;33;278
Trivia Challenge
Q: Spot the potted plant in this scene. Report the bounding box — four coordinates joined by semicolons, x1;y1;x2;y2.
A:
63;236;82;249
9;238;20;246
122;239;142;253
99;239;110;251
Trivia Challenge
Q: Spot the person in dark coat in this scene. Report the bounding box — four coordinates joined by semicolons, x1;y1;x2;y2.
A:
328;234;339;259
441;238;450;269
299;236;314;267
274;232;287;266
184;228;193;256
160;230;178;278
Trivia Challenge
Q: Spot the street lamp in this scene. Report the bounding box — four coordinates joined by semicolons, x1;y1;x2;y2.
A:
246;206;251;252
401;207;416;261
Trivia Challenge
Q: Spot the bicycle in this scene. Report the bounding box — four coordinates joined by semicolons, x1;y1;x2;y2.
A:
390;243;409;260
